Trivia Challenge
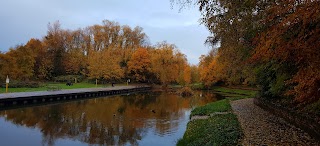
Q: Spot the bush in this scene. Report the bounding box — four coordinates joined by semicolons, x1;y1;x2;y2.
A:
53;75;84;83
1;81;41;88
191;83;205;90
255;61;294;99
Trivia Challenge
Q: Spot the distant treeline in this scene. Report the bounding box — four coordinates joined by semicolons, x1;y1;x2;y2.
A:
0;20;199;86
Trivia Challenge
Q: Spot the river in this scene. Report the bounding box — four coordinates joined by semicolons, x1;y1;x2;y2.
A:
0;90;223;146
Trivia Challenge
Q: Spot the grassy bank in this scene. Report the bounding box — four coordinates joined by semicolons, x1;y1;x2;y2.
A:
177;87;258;146
212;86;257;98
190;99;231;117
0;82;111;93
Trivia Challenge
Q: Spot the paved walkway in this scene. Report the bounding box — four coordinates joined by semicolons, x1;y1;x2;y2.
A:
0;85;148;99
231;98;319;145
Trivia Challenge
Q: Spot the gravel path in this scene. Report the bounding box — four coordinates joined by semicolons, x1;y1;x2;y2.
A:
231;98;319;145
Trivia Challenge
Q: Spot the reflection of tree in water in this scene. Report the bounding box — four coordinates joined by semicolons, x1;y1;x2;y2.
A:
0;91;219;145
40;105;66;146
124;93;157;109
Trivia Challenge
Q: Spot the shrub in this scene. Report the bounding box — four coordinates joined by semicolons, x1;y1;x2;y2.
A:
53;75;84;83
1;81;41;88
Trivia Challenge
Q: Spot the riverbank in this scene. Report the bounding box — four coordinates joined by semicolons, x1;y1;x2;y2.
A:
177;87;256;145
0;82;130;93
177;87;319;145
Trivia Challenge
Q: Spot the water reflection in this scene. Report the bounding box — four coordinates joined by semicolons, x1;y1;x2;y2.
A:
0;90;222;146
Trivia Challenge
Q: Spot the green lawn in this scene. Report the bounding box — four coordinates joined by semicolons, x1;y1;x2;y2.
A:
177;86;258;146
190;99;231;117
177;98;241;146
212;86;258;100
0;82;110;93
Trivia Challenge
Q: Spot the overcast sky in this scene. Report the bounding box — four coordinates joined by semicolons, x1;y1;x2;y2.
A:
0;0;210;64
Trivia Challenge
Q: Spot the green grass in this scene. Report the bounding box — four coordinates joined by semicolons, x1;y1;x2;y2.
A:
178;98;241;146
0;82;109;93
213;86;257;96
177;86;258;146
177;114;241;146
47;82;105;89
212;86;258;101
190;99;231;117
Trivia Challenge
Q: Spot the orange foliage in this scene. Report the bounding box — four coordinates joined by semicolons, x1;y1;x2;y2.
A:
252;1;320;102
128;48;152;82
0;20;190;86
0;38;48;81
183;65;191;85
24;39;50;80
199;54;218;87
0;52;19;80
87;49;124;81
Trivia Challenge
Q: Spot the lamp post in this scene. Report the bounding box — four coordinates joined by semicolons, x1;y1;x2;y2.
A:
5;75;9;93
127;79;130;86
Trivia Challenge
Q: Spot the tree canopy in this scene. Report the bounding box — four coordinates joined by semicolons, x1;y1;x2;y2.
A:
0;20;196;86
174;0;320;103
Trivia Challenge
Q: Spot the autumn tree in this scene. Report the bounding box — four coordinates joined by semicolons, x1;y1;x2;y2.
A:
24;39;49;80
190;65;200;84
101;49;124;81
0;19;191;87
119;25;148;78
44;21;66;76
198;49;219;87
62;29;87;75
0;50;19;80
183;64;191;85
87;50;104;81
252;1;320;103
87;49;124;82
85;20;148;81
0;39;45;81
127;48;152;83
150;42;187;86
172;0;272;85
175;0;320;103
10;45;36;80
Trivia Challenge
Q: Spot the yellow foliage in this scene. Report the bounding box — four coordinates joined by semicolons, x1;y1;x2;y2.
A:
87;49;124;81
150;42;187;86
183;65;191;85
199;53;219;87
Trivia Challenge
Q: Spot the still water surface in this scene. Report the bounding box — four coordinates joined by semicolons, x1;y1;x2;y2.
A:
0;90;222;146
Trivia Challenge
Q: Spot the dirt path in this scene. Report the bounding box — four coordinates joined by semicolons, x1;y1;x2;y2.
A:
231;98;319;145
